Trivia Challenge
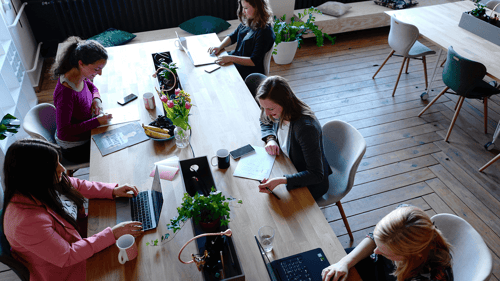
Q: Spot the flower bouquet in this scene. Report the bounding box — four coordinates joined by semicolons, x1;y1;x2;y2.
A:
156;88;193;148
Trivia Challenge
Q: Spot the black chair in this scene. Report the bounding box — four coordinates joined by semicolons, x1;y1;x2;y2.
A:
245;73;267;99
0;187;30;281
418;46;500;141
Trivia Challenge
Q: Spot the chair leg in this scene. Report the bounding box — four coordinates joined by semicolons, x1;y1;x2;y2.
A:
422;56;429;89
418;86;449;117
440;58;446;67
392;57;407;97
445;96;465;142
479;152;500;172
405;58;410;74
484;97;488;134
336;201;354;246
373;50;395;79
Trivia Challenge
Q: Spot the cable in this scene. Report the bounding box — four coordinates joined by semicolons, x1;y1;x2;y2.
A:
188;128;195;157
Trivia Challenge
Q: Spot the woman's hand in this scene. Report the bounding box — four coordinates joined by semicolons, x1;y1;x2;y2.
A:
215;55;232;66
258;177;286;193
113;184;139;198
97;113;113;125
265;140;280;155
91;98;103;116
208;46;222;56
111;221;143;239
321;261;349;281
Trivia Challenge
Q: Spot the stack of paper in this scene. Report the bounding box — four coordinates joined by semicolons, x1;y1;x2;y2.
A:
233;146;276;181
149;155;180;181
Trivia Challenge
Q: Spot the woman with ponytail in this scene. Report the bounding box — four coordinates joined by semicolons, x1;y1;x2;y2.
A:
2;139;143;281
51;36;112;163
321;205;453;281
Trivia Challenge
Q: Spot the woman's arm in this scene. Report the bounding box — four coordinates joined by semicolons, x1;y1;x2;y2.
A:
216;55;255;66
69;177;116;199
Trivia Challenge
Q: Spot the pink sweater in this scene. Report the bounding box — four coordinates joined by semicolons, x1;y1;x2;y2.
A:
53;79;101;142
4;177;117;281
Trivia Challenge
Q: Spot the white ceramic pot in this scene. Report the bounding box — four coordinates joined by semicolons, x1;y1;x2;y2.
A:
272;40;299;65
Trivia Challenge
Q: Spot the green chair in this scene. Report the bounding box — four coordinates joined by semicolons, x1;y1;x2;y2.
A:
418;46;500;141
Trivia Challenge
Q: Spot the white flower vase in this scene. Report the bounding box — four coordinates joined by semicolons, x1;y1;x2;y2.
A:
174;126;190;148
272;40;299;65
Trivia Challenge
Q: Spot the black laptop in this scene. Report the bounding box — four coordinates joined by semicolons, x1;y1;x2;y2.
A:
115;166;164;231
255;236;330;281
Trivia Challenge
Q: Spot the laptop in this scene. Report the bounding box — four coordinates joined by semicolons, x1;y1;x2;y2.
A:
175;31;217;66
115;166;164;231
255;236;330;281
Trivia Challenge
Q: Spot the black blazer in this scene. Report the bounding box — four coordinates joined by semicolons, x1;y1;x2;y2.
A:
260;115;332;200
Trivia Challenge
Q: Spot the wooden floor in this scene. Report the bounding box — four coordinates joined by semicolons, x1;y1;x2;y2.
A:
4;27;500;280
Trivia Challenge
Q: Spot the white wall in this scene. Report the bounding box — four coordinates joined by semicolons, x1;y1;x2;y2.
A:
268;0;296;23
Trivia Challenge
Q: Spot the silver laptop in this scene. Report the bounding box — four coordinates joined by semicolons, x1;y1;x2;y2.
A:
175;31;217;66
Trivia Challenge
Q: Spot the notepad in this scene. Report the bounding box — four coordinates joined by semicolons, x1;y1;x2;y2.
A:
233;146;276;181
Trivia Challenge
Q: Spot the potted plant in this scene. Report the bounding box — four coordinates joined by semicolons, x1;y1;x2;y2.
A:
168;188;242;234
459;0;500;45
272;7;336;65
159;62;178;89
0;114;20;140
156;88;193;148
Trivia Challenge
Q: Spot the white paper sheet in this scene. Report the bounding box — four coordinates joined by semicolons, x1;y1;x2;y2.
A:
233;146;276;181
96;106;140;128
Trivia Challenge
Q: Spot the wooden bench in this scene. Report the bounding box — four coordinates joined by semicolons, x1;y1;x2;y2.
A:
295;0;460;38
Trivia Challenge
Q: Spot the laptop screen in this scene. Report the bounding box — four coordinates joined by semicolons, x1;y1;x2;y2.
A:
254;236;280;281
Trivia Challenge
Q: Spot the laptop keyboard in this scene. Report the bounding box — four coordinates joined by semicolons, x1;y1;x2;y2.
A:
130;192;152;230
280;257;312;281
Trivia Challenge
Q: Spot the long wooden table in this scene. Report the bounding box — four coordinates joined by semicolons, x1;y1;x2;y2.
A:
87;34;360;280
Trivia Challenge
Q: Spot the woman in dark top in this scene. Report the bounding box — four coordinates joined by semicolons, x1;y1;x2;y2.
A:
322;206;453;281
208;0;275;79
256;76;331;200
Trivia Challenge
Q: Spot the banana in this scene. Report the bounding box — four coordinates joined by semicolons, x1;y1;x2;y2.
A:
142;124;171;135
142;124;171;139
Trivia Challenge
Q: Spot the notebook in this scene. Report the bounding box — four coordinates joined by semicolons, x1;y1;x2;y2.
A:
115;166;164;231
176;31;217;66
255;236;330;281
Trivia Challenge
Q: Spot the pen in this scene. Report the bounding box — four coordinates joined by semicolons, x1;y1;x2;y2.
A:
258;180;281;200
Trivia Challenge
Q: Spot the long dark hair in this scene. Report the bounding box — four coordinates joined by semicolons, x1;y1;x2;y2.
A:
237;0;273;29
2;139;85;230
256;76;316;128
51;36;108;79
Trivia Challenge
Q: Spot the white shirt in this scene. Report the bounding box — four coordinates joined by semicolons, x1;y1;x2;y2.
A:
277;121;290;158
57;192;78;221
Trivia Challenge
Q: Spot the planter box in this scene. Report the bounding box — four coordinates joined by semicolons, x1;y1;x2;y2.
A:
458;12;500;46
179;157;245;281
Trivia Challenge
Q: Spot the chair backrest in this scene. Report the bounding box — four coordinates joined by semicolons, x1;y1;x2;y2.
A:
431;213;492;281
320;120;366;206
22;103;57;143
388;16;420;57
263;45;274;76
442;46;487;95
245;73;267;98
0;209;30;280
486;0;500;11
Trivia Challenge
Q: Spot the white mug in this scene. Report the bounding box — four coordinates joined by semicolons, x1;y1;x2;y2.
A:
116;234;138;264
143;92;155;110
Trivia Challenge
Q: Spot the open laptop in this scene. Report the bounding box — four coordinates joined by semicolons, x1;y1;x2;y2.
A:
116;166;164;231
255;236;330;281
175;31;217;66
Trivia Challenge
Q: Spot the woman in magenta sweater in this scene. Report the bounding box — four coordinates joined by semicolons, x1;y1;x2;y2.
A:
52;36;113;163
2;139;142;281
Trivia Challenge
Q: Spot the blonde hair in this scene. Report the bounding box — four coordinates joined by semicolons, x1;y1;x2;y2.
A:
374;206;452;281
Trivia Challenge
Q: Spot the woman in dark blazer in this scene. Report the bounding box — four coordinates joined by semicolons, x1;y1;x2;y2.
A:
257;76;332;200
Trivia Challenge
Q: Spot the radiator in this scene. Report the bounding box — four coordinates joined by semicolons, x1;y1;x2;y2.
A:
295;0;371;9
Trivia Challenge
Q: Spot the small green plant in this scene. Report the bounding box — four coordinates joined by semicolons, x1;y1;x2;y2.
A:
273;7;336;55
167;188;242;233
0;114;20;140
471;0;486;17
160;62;178;81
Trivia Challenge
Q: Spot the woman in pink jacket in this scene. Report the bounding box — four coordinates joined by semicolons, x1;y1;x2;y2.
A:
2;139;143;281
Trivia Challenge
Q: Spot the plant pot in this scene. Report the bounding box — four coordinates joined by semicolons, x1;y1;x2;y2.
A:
199;217;221;233
272;40;299;65
459;12;500;46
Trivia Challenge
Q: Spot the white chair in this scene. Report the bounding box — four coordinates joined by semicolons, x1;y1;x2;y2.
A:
373;16;436;97
431;213;493;281
317;120;367;245
485;0;500;11
22;103;89;175
263;45;274;76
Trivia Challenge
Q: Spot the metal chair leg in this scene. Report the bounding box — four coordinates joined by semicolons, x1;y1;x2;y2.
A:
392;57;407;97
336;201;354;246
445;96;465;142
373;50;395;79
479;152;500;172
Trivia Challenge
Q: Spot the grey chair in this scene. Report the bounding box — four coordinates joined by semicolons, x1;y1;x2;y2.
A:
263;45;274;76
373;16;436;97
418;46;500;141
485;0;500;11
317;120;367;245
0;188;30;281
431;213;493;281
245;73;267;99
22;103;89;176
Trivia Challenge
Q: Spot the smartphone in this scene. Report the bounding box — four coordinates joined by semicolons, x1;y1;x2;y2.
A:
205;65;221;73
117;94;138;105
230;144;255;159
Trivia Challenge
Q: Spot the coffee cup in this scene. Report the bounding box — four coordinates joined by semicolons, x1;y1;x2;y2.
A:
116;234;138;264
211;149;230;169
143;92;155;110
